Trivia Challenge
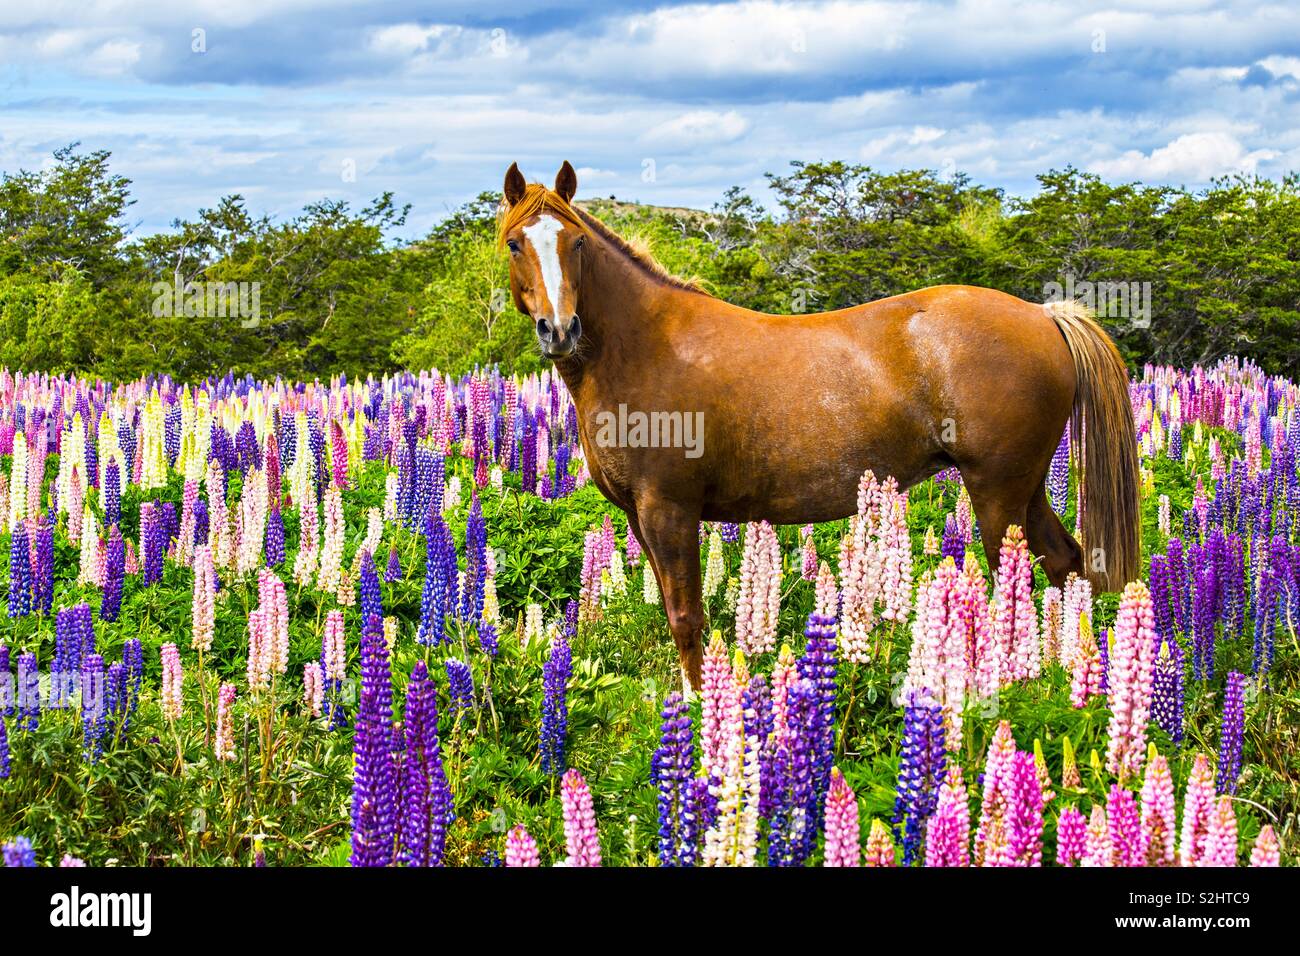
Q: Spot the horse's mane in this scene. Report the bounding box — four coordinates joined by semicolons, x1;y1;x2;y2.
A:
498;182;708;295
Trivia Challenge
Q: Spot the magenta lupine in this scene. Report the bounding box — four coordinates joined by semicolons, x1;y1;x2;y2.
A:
1199;796;1238;867
735;520;781;657
973;720;1018;866
1139;754;1177;866
822;768;860;867
1249;826;1280;867
925;765;971;867
505;825;540;867
1106;581;1157;781
1179;754;1216;866
560;769;602;867
1055;805;1087;866
1107;785;1147;867
991;525;1039;682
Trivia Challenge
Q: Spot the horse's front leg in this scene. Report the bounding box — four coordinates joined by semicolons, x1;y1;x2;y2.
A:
636;495;705;693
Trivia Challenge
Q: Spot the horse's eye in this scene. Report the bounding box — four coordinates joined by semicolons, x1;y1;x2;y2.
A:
507;239;520;254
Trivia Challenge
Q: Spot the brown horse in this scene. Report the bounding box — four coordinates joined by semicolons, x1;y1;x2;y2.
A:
499;161;1140;690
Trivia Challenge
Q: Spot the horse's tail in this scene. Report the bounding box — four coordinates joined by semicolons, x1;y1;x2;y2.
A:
1044;300;1141;592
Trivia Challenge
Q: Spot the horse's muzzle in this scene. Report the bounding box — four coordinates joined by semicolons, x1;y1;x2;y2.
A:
537;315;581;359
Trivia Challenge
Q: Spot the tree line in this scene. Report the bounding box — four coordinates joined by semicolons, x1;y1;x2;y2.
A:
1;145;1296;383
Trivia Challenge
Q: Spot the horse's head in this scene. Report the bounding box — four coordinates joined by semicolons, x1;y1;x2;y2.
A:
500;161;588;360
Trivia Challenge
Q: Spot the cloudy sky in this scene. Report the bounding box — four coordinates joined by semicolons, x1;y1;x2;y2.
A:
2;0;1298;237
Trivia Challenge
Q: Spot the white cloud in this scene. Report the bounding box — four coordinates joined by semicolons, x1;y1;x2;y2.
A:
643;110;750;146
1091;132;1278;181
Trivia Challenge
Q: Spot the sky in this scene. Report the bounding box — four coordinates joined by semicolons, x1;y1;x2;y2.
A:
2;0;1299;238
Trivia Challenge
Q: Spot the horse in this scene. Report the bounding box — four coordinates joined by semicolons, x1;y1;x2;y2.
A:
499;161;1140;691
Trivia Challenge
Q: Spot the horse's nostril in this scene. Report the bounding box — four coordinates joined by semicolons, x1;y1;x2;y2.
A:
536;318;551;338
570;315;582;340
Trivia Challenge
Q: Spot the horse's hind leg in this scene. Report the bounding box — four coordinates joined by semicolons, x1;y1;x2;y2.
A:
1025;480;1084;588
635;496;705;693
958;468;1031;578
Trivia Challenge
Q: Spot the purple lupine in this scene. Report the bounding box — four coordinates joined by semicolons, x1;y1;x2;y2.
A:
399;661;453;867
539;628;573;775
743;675;776;819
104;661;129;742
477;622;499;657
0;709;9;778
384;544;402;583
521;408;537;495
652;692;697;867
17;652;39;730
351;614;398;867
1151;635;1184;747
50;605;87;709
1216;671;1246;795
1191;559;1216;681
445;658;474;726
358;550;383;627
0;645;10;717
103;459;121;527
1047;427;1069;516
767;677;820;866
2;836;35;867
141;502;164;586
100;525;125;623
941;513;965;565
798;611;838;825
893;694;947;865
1149;553;1173;641
123;638;143;725
1108;784;1145;867
1166;537;1189;635
418;513;457;647
80;653;107;763
32;514;54;615
7;522;31;619
458;492;487;628
265;505;285;567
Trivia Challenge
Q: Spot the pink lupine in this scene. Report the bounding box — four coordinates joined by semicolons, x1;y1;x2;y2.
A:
1199;796;1238;867
215;682;236;761
303;662;324;717
1140;754;1177;866
700;633;735;781
837;471;882;662
246;607;271;691
1106;581;1156;782
703;650;761;867
863;820;896;866
822;768;861;867
1055;805;1087;866
991;525;1039;682
505;825;541;867
813;560;838;620
293;495;319;585
926;765;971;867
801;530;818;582
1060;573;1093;666
877;489;913;622
316;486;345;593
160;642;183;722
735;520;781;657
1249;826;1280;867
258;568;289;676
1107;785;1147;867
191;545;216;653
973;721;1017;865
1069;611;1103;708
769;643;798;741
1082;805;1113;867
1179;754;1215;866
560;769;602;867
1040;586;1062;663
323;609;346;682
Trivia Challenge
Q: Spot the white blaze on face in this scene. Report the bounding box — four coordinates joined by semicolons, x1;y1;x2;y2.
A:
522;215;566;320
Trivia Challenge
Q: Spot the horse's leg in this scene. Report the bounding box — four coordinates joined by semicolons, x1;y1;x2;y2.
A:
636;498;705;693
1025;481;1084;588
959;469;1030;578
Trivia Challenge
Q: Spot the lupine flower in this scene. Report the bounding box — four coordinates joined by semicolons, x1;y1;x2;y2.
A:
1179;754;1215;866
653;692;698;867
822;768;860;867
1151;636;1184;747
3;836;36;867
703;650;761;867
1216;671;1246;795
735;520;781;656
1082;805;1113;867
561;769;602;866
0;710;9;778
59;854;85;867
1069;611;1103;708
701;530;726;599
1106;582;1157;781
925;765;970;867
894;695;946;865
863;820;896;866
191;545;216;653
160;643;183;722
303;663;324;718
1249;825;1280;867
1107;785;1146;867
445;658;474;725
101;524;125;622
505;825;540;867
539;627;572;774
400;660;453;867
1199;796;1238;867
991;525;1039;682
700;632;735;781
1139;753;1177;865
7;522;31;618
215;683;237;761
384;544;402;583
17;652;39;730
351;614;397;867
1055;805;1087;866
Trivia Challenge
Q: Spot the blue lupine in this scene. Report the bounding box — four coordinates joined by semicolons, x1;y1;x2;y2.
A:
384;544;402;583
32;514;54;615
359;549;383;627
418;513;458;646
265;505;285;567
7;522;31;619
101;525;125;623
477;622;499;657
351;614;397;867
1152;635;1184;747
652;692;697;867
539;629;572;774
17;652;39;731
1216;671;1246;795
400;661;454;867
941;513;965;565
797;611;838;826
2;836;35;867
893;695;947;865
767;677;819;866
80;653;107;762
1048;427;1070;516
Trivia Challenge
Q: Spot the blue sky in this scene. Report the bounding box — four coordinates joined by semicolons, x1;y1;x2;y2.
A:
2;0;1299;237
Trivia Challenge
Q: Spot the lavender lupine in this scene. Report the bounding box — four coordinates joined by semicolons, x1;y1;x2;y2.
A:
1216;671;1246;795
2;836;36;867
351;614;397;867
539;627;572;774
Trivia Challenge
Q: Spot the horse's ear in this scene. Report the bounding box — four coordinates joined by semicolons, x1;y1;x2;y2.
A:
504;162;527;206
554;161;578;203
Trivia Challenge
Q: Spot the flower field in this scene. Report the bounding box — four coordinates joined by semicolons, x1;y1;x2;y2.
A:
0;358;1295;868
